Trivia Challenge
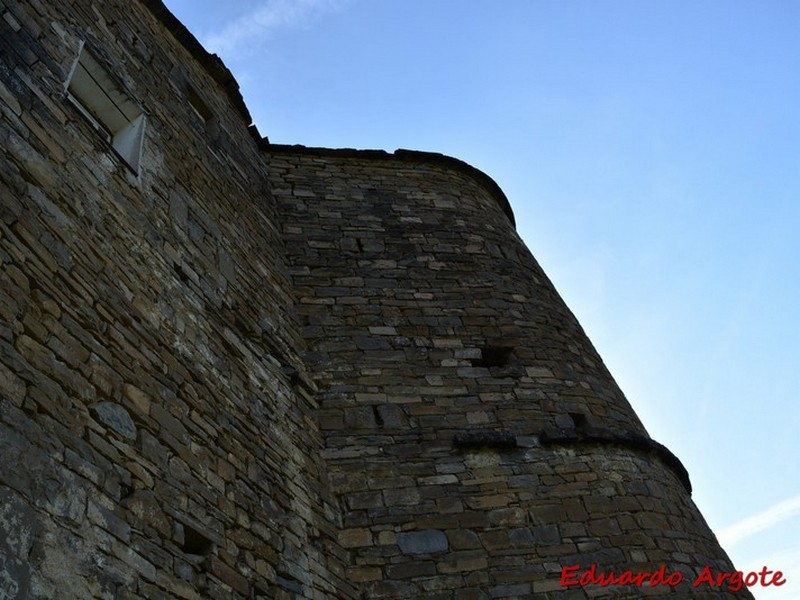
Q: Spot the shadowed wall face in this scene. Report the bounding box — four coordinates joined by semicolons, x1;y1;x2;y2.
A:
0;1;352;598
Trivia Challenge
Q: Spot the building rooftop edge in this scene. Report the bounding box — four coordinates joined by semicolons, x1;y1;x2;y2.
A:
264;143;517;228
140;1;516;228
140;0;255;131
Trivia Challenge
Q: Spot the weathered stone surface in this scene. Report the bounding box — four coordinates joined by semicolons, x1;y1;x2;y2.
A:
0;487;36;599
0;1;353;597
90;402;137;440
397;530;449;555
267;144;751;598
0;0;749;598
339;527;372;548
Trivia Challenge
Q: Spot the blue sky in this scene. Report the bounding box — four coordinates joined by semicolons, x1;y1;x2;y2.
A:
163;1;799;596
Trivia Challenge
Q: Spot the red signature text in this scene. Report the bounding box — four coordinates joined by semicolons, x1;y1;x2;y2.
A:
561;564;786;592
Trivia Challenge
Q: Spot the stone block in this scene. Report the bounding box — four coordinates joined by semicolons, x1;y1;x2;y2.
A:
88;500;131;542
347;566;382;582
447;529;482;550
488;508;526;527
205;555;249;595
530;524;560;546
488;583;532;597
112;542;157;582
386;560;436;579
90;402;137;440
383;487;420;507
122;384;151;416
339;528;372;548
397;530;449;555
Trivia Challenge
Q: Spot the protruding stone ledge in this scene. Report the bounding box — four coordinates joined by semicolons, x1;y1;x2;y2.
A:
451;427;692;494
539;427;693;494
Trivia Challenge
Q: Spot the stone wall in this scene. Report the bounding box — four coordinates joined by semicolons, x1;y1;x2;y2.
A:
266;146;748;598
0;1;353;598
0;0;750;598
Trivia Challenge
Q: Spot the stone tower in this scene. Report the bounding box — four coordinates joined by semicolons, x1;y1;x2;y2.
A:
0;0;749;598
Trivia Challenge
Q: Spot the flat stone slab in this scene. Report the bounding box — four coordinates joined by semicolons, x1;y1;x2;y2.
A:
396;530;448;554
90;402;136;440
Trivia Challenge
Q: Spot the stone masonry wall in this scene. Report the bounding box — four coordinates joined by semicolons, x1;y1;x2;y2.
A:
1;0;751;598
1;1;353;598
266;146;750;599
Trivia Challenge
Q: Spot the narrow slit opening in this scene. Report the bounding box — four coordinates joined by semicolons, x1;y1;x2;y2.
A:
181;524;214;557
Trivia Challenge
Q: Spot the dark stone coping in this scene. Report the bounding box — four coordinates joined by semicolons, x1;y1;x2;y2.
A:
140;0;255;131
539;427;693;494
263;143;517;228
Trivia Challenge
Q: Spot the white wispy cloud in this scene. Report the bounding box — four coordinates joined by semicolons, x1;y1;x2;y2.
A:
202;0;344;56
719;495;800;548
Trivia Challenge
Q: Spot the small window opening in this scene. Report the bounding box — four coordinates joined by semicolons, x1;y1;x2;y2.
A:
66;44;146;173
569;412;588;430
186;86;213;123
471;346;513;368
180;523;214;557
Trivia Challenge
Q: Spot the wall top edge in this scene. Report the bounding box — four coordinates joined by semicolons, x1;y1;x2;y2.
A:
139;1;516;228
264;143;517;228
139;0;255;132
